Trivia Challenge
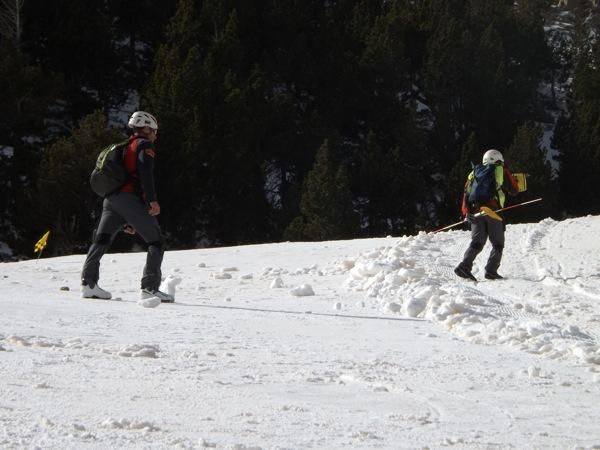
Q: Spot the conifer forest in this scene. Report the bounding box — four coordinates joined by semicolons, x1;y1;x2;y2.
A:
1;0;599;258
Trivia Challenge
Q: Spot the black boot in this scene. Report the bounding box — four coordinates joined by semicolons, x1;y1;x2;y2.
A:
484;271;504;280
454;266;477;281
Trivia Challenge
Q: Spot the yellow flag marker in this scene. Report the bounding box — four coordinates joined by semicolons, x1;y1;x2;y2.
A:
512;173;528;192
34;231;50;257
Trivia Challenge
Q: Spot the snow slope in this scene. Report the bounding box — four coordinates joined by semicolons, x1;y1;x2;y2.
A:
1;216;600;449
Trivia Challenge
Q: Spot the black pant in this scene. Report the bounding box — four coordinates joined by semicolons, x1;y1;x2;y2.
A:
458;215;505;274
81;192;164;290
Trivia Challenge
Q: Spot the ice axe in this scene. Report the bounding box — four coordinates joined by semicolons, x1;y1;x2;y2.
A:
432;197;543;233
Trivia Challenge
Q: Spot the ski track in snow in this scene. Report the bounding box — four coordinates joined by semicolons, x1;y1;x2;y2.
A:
2;218;600;448
345;218;600;367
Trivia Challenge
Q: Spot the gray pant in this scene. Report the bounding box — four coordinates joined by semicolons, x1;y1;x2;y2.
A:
458;215;505;274
82;192;164;290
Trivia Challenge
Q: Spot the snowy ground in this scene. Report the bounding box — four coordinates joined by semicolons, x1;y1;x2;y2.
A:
1;215;600;449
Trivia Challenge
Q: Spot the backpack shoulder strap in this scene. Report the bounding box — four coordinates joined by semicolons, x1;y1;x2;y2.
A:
465;163;476;183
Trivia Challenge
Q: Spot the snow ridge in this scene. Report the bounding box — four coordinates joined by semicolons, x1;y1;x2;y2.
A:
344;222;600;367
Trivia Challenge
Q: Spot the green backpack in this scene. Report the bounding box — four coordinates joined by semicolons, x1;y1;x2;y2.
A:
89;139;130;197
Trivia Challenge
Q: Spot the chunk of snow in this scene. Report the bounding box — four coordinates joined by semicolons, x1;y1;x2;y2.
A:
289;284;314;296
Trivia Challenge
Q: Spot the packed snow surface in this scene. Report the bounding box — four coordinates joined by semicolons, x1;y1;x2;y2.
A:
2;215;600;449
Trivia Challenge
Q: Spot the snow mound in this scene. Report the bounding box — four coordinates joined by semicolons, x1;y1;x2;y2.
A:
117;344;160;358
289;284;315;296
102;418;160;432
160;274;182;297
270;277;284;288
138;297;161;308
345;225;600;368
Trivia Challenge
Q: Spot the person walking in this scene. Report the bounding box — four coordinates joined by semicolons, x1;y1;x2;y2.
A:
81;111;173;302
454;149;519;281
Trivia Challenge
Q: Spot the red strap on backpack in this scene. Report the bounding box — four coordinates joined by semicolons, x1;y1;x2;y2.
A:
503;167;519;195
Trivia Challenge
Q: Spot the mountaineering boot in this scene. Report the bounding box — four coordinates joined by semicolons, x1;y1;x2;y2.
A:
141;288;174;303
454;266;477;282
484;271;504;280
82;283;112;299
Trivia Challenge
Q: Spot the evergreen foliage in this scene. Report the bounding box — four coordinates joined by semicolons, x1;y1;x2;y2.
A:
505;123;557;221
30;111;125;255
0;41;61;254
285;138;359;241
554;1;600;215
21;0;120;119
448;133;481;220
0;1;595;257
144;1;273;246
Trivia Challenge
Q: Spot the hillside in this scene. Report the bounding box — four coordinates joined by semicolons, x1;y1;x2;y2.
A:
1;216;600;449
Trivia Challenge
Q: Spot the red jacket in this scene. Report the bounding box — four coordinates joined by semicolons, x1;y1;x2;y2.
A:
120;135;158;203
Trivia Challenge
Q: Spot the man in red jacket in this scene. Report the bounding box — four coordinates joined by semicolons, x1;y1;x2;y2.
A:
81;111;173;302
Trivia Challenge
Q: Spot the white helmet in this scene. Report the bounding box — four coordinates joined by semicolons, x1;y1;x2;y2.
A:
128;111;158;130
482;149;504;165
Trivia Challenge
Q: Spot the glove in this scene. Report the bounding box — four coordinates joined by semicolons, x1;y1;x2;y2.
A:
123;224;136;235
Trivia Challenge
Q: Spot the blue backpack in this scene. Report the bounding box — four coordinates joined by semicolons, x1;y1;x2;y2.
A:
468;163;497;203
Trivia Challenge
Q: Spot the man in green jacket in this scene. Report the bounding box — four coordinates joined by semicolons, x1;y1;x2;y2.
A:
455;149;519;281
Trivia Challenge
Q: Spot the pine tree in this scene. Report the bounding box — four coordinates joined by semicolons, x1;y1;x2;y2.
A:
447;133;480;220
145;1;274;246
354;129;427;235
105;0;177;76
30;111;124;255
504;123;557;221
21;0;123;119
0;42;60;256
0;0;25;47
555;1;600;215
285;138;359;241
417;1;551;156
